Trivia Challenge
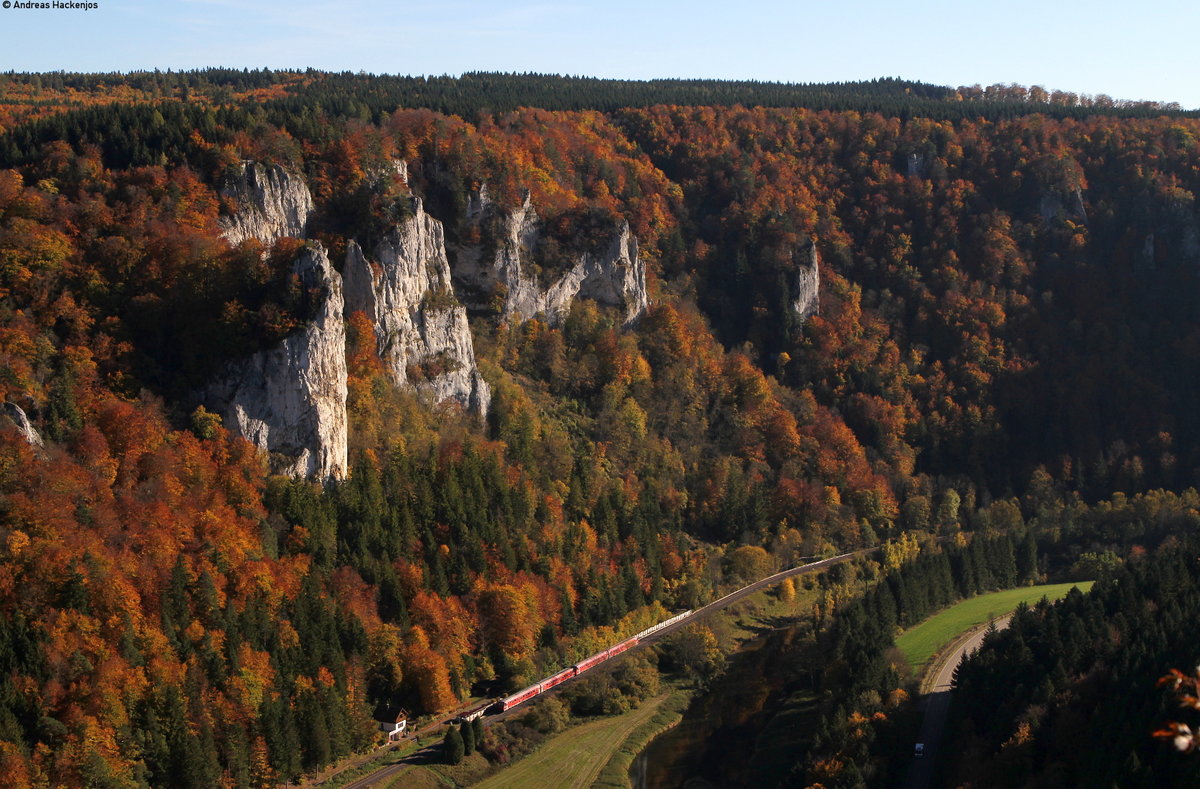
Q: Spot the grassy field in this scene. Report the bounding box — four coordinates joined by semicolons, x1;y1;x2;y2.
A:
592;691;690;788
470;694;673;789
895;582;1094;675
382;752;491;789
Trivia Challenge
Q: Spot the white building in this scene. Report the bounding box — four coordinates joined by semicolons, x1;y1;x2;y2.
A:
372;704;408;741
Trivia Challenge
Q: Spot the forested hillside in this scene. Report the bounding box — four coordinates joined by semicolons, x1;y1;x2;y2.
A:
0;70;1199;786
946;533;1200;788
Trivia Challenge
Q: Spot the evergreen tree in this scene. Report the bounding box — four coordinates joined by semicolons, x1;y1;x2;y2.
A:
297;691;332;771
461;721;475;756
471;717;485;751
444;726;465;765
1019;529;1039;583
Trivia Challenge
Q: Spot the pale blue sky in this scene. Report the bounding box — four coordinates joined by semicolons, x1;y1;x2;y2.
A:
1;0;1197;109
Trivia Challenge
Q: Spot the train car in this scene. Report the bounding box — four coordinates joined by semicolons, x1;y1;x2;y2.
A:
605;636;637;660
667;609;692;626
499;682;543;711
633;623;657;641
633;609;693;641
540;667;576;693
572;650;610;674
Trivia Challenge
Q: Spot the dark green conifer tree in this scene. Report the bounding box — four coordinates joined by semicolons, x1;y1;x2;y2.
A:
444;725;465;765
461;720;475;756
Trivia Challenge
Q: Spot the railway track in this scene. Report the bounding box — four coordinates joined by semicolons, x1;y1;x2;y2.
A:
328;547;879;787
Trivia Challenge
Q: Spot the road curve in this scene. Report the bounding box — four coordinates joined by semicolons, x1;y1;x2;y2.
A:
904;614;1013;789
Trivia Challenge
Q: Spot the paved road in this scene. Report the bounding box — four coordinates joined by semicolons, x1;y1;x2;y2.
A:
904;614;1013;789
329;739;448;789
338;760;405;789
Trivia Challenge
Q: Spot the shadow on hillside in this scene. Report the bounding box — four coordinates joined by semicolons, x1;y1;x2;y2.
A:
400;745;446;766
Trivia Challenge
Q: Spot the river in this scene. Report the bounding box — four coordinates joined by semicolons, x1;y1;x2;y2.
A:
632;621;820;789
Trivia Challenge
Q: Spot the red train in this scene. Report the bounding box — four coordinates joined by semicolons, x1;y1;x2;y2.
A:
492;610;692;713
494;646;632;712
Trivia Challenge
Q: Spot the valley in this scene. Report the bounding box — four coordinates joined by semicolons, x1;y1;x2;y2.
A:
0;69;1198;787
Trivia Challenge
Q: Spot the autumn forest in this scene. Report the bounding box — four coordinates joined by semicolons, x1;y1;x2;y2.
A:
0;70;1199;787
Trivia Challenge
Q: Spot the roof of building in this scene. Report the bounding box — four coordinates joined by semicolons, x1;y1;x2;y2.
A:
372;702;408;724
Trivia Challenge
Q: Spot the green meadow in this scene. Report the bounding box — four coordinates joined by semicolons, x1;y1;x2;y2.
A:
896;582;1094;675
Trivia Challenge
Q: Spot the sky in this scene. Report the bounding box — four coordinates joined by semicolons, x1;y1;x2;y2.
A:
1;0;1198;109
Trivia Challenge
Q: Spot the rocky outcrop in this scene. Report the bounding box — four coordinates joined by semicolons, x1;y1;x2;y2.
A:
343;198;490;416
906;152;929;179
363;158;409;190
203;164;495;478
1;402;43;449
454;188;649;326
1137;232;1158;271
1183;223;1200;263
219;162;314;247
792;241;820;323
1039;187;1088;225
201;244;348;480
1137;199;1200;270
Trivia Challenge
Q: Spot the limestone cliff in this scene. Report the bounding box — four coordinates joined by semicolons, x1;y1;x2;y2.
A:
1039;186;1088;225
906;152;929;179
792;241;820;323
201;244;348;480
1;402;43;450
343;198;490;416
1137;197;1200;270
204;164;492;477
454;188;649;326
219;161;314;247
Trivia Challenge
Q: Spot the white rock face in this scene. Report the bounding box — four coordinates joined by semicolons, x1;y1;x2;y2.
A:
219;162;314;247
454;188;649;326
906;152;928;178
1039;187;1088;225
792;241;820;323
1;402;43;449
343;199;491;416
202;244;348;480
